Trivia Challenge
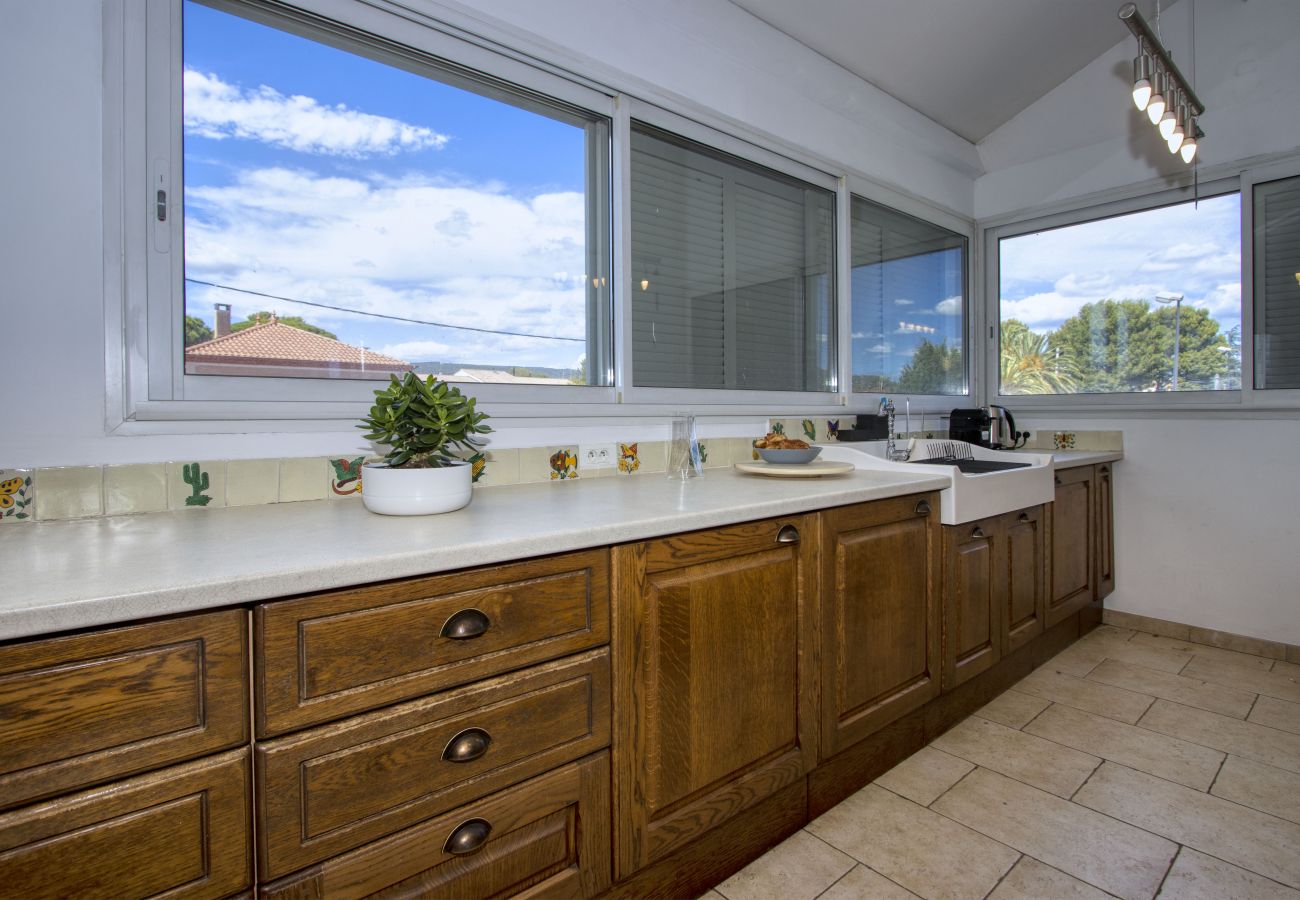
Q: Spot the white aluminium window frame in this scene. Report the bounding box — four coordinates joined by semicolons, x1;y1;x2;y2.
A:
109;0;620;426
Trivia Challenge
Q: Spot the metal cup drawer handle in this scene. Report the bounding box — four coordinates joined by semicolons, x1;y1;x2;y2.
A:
442;727;492;763
440;608;491;640
444;817;492;855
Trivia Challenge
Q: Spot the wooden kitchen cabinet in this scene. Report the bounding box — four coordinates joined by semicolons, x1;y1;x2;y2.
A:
612;515;818;880
942;505;1047;690
820;494;942;759
942;516;1001;689
1048;466;1096;627
1095;464;1115;601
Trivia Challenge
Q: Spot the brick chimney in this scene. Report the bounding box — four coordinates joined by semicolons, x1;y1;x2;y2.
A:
215;303;232;337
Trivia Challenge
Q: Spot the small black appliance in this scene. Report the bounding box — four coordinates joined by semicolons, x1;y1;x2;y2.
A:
948;405;1020;449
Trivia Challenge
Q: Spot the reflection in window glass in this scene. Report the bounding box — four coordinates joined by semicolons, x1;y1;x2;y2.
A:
1254;175;1300;390
181;0;610;385
850;197;966;395
629;125;836;392
999;194;1241;395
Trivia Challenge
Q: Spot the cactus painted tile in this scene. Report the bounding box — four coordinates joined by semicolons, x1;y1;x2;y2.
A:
617;442;640;474
104;464;168;515
168;461;227;510
328;456;365;498
0;469;34;522
227;459;279;507
34;467;103;520
279;458;327;502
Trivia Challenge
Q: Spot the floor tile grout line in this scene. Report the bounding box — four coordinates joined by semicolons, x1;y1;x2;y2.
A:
978;852;1023;900
1017;699;1055;732
1179;845;1300;893
1244;692;1261;720
924;762;980;810
1138;694;1300;744
1152;844;1184;899
1068;753;1105;802
1206;754;1228;795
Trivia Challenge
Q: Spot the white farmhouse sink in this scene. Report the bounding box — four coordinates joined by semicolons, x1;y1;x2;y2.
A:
819;440;1055;525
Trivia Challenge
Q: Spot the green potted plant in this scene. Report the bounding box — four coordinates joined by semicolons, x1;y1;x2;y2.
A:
358;372;492;515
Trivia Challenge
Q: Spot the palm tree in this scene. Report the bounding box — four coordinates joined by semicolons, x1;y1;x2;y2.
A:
1000;321;1078;394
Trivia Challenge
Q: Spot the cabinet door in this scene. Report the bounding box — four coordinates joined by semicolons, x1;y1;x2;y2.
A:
1048;466;1096;626
1095;464;1115;600
613;515;817;879
1001;506;1047;654
820;494;941;759
942;517;1001;690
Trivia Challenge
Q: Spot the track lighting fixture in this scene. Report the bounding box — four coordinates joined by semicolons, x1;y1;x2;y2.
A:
1119;3;1204;165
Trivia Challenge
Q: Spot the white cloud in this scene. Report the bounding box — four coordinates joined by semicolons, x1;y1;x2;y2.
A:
184;165;589;367
934;296;962;316
894;299;913;307
183;69;449;157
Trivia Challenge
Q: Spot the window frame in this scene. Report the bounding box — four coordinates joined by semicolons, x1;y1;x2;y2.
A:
1243;158;1300;407
982;173;1259;413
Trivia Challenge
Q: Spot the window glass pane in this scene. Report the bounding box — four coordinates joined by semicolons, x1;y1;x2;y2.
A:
1254;175;1300;390
998;193;1241;395
181;0;611;386
850;196;966;394
629;125;835;391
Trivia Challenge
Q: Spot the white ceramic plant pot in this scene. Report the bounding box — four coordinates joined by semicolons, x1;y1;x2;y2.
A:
361;461;473;516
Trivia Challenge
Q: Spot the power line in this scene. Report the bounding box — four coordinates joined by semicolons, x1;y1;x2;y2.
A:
184;277;585;343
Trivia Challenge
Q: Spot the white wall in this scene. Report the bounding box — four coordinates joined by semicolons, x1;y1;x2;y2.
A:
975;0;1300;220
979;1;1300;644
0;0;978;468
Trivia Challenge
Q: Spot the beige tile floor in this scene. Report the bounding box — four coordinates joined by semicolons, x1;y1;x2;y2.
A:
704;625;1300;900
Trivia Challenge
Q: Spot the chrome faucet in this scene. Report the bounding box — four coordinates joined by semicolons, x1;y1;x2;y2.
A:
879;397;911;461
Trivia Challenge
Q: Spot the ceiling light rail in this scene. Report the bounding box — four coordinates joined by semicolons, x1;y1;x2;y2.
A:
1119;2;1203;163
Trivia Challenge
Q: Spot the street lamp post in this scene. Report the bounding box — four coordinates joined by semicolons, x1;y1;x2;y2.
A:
1156;292;1184;391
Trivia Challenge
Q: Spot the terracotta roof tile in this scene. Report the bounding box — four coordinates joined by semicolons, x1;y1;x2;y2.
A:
185;321;410;371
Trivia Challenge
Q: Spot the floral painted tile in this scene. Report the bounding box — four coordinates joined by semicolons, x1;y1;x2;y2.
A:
0;469;34;523
548;448;579;480
617;442;640;474
1053;432;1077;450
328;456;365;498
167;461;227;510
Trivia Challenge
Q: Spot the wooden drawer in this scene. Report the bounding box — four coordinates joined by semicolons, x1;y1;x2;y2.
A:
255;548;609;736
0;748;252;900
0;609;249;811
260;751;611;900
256;648;610;879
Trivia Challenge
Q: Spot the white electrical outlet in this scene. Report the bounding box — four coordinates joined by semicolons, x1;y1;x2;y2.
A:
580;443;616;468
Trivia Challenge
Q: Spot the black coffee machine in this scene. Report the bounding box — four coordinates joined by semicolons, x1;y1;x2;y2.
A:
949;406;1019;449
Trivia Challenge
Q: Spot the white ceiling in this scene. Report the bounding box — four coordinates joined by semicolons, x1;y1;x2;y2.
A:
729;0;1138;143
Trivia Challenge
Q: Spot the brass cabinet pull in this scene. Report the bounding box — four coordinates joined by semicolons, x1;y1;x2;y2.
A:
444;818;492;855
1019;512;1031;523
776;524;800;544
440;608;490;640
915;500;932;516
971;526;986;539
442;727;492;763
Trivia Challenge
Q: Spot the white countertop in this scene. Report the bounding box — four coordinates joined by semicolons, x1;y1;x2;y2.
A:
1029;450;1124;468
0;467;949;642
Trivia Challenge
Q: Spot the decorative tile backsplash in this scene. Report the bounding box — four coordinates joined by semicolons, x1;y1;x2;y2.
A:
0;425;1120;524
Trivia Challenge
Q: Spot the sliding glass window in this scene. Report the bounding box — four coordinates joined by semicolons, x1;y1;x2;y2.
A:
1254;175;1300;390
850;196;967;395
629;123;836;392
180;0;611;387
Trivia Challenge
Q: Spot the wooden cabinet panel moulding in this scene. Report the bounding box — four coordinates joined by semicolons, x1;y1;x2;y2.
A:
1048;466;1096;627
0;748;252;900
255;547;610;736
0;608;249;811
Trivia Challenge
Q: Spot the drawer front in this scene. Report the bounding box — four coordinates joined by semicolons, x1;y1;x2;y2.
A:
256;548;609;736
0;748;252;900
0;609;249;810
257;649;610;879
259;752;611;900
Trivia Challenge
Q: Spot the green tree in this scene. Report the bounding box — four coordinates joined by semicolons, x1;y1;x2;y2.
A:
232;311;337;339
897;340;963;393
1000;319;1078;394
184;315;213;347
1048;299;1228;392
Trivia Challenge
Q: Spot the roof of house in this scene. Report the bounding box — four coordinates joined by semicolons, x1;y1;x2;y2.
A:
185;318;410;371
450;368;573;385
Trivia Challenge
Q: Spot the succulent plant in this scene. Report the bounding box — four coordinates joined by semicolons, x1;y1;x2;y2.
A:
359;373;492;469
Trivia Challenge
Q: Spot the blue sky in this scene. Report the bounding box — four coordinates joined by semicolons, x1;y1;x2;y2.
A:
182;0;593;371
850;248;964;382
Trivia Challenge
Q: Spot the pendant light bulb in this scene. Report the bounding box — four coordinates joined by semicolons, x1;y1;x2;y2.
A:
1146;71;1166;125
1158;87;1179;138
1180;119;1198;163
1132;53;1152;110
1167;103;1187;153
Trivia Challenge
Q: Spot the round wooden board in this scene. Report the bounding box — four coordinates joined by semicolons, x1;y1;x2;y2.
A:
734;460;856;478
